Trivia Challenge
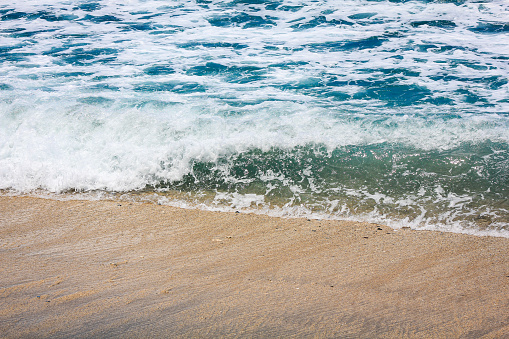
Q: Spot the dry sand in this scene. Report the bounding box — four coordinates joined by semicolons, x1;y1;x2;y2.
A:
1;195;508;338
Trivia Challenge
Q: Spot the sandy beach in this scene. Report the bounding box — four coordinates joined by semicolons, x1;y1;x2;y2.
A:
1;195;508;338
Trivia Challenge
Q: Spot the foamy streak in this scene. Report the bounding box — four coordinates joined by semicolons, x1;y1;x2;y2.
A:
1;0;508;110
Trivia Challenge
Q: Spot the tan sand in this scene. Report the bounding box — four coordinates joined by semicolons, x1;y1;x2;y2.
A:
0;195;508;338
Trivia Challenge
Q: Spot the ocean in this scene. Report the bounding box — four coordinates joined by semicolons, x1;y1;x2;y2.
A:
1;0;508;236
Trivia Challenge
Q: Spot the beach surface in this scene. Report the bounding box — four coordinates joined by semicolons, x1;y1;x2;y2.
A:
1;195;508;338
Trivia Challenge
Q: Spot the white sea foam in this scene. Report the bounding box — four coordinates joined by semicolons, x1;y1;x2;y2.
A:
1;97;507;193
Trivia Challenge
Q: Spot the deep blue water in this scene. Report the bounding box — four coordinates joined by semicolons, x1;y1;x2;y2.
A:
1;0;508;235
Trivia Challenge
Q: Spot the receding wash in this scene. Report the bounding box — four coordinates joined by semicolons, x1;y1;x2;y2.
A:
0;0;508;235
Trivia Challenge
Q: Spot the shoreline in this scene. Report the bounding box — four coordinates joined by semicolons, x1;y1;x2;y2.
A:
3;190;507;239
1;195;509;338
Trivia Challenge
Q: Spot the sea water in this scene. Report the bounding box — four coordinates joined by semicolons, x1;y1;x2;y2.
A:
1;0;508;236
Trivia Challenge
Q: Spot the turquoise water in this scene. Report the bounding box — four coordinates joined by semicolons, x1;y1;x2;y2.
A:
1;0;508;235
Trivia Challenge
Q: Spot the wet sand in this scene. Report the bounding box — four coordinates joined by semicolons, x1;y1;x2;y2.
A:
1;195;508;338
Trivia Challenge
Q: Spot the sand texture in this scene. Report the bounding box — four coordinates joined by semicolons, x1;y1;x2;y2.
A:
1;196;509;338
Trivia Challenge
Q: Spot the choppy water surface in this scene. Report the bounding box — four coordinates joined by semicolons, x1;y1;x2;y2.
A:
1;0;508;235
